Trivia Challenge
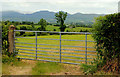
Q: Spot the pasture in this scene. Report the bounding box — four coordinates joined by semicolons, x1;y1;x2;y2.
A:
15;33;97;65
16;25;92;32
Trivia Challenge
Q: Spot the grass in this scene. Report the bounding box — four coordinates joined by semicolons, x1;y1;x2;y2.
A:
32;62;65;75
15;34;97;64
2;59;83;75
2;59;114;75
16;25;92;32
65;27;92;32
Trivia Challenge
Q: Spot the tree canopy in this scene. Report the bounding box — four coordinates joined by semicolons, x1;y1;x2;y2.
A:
55;11;67;32
38;18;47;31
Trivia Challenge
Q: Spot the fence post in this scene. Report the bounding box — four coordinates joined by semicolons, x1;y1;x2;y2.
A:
85;33;87;64
59;33;62;63
8;25;15;53
35;32;37;59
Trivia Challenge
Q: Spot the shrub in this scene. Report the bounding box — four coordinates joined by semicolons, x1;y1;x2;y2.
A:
20;26;27;35
92;13;120;73
66;30;69;32
53;29;56;31
15;32;20;36
2;55;17;64
2;24;9;55
80;30;82;32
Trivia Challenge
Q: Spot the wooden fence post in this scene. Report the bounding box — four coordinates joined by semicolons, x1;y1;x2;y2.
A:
8;25;15;53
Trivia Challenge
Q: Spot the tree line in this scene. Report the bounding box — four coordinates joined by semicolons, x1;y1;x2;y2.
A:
2;11;92;32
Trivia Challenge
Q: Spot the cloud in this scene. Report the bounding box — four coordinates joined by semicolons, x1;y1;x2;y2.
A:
0;0;119;14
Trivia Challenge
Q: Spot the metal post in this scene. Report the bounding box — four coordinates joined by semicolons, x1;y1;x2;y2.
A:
85;33;87;64
35;32;37;59
60;33;62;63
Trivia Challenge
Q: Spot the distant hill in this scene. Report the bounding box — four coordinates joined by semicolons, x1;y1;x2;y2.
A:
1;10;105;24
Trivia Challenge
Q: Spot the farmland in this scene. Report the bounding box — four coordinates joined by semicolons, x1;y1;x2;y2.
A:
15;34;97;65
16;25;92;32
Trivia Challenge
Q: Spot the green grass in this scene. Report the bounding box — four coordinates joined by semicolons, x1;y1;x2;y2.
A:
32;62;65;75
65;27;92;32
15;34;96;64
46;25;60;31
16;25;92;32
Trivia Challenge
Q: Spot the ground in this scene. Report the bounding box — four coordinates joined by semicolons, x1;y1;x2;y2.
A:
2;59;116;75
2;60;36;75
10;60;36;75
2;59;84;75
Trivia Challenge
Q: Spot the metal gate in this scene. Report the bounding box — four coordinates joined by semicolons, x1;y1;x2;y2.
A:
14;30;97;65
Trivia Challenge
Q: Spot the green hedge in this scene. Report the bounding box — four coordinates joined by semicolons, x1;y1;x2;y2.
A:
92;13;120;68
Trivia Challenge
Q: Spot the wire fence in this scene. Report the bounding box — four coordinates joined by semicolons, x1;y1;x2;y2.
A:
14;30;97;65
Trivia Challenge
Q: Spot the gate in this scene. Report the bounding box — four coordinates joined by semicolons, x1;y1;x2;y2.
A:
14;30;97;65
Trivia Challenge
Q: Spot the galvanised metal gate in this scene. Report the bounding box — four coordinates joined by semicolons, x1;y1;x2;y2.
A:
14;30;97;65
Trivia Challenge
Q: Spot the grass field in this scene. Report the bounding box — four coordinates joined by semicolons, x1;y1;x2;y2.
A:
16;25;92;32
15;33;97;65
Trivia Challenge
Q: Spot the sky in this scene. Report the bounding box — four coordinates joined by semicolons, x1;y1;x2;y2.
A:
0;0;119;14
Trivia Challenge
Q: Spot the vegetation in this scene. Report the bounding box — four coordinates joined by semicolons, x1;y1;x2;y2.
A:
55;11;67;32
2;12;119;75
32;62;65;75
2;11;103;24
80;13;120;75
38;18;47;31
80;64;97;75
92;13;120;73
2;23;9;55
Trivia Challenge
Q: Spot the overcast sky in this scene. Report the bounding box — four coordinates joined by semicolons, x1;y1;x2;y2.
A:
0;0;119;14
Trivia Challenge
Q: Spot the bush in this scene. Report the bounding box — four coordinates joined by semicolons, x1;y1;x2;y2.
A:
80;30;82;32
92;13;120;73
66;30;69;32
20;26;27;35
2;50;18;64
53;29;56;31
15;32;20;36
2;55;16;64
2;24;9;55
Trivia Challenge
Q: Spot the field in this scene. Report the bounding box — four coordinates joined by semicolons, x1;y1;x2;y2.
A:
15;33;97;65
16;25;92;32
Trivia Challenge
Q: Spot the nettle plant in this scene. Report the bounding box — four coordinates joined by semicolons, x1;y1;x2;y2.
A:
92;13;120;71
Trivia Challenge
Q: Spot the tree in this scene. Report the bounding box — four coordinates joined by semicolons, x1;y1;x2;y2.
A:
20;26;27;35
38;18;47;31
55;11;67;32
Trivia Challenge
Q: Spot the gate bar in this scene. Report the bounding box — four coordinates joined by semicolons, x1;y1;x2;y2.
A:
35;32;37;59
85;33;87;64
60;33;62;63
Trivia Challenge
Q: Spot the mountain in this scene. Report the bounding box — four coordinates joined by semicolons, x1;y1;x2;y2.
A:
1;10;105;24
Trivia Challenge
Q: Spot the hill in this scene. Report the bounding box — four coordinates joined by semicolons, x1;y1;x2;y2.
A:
1;10;105;24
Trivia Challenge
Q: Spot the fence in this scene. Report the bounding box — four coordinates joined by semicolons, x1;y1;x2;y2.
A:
14;30;97;65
